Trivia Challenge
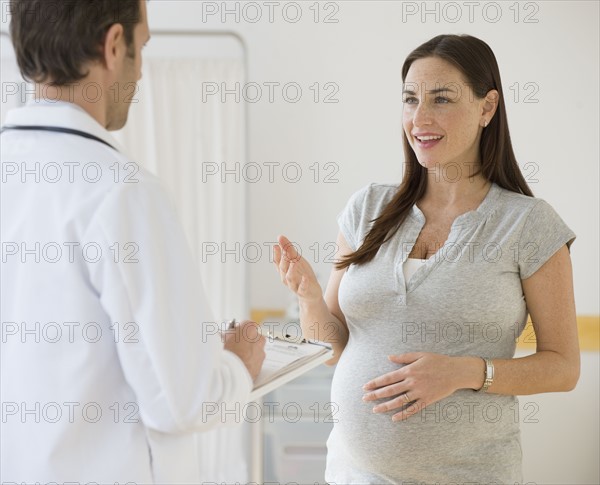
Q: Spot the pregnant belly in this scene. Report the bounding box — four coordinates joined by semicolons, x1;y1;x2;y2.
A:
329;343;420;473
327;341;522;481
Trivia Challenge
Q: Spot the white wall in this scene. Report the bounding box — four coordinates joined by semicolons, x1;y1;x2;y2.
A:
142;2;599;482
515;349;599;483
141;0;599;316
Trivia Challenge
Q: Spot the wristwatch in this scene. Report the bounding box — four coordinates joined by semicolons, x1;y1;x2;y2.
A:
478;357;494;392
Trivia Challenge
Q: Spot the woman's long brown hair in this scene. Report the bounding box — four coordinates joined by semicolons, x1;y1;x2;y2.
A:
336;34;534;270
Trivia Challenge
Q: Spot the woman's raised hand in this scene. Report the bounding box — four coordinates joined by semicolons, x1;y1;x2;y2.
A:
273;235;322;302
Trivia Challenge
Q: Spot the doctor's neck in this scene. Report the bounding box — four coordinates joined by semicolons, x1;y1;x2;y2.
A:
34;68;125;131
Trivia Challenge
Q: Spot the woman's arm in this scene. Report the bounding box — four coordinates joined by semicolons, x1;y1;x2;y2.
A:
469;243;580;394
274;231;351;364
363;244;580;421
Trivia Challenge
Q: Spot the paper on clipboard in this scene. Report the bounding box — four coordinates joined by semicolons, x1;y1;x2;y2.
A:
249;337;334;401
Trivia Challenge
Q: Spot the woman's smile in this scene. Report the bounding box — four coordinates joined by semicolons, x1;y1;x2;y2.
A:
414;134;445;149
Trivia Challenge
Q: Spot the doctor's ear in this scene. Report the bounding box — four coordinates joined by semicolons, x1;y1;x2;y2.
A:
101;23;127;71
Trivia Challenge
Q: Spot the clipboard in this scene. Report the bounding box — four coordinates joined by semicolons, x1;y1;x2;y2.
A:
249;336;334;401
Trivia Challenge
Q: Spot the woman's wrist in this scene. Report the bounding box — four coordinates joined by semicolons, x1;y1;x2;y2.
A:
298;292;324;308
298;295;327;324
455;355;487;391
298;296;334;340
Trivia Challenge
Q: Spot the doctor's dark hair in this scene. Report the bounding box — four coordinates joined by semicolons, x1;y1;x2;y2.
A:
9;0;142;85
336;34;534;270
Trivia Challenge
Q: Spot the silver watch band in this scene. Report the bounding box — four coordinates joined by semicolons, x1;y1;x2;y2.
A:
478;357;494;392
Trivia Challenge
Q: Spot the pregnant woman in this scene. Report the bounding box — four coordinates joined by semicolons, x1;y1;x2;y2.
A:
273;34;579;483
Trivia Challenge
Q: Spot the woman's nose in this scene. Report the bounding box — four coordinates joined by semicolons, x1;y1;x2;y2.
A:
412;101;433;126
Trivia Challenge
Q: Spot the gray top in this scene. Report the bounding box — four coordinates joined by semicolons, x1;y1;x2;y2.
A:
325;182;576;484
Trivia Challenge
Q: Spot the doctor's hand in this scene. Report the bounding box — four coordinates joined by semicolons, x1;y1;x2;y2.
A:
223;321;266;381
273;235;322;303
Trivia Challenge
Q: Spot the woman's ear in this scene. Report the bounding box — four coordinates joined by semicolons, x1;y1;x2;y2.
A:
482;89;499;119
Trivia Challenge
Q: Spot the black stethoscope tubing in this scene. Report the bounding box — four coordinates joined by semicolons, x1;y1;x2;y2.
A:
1;125;117;151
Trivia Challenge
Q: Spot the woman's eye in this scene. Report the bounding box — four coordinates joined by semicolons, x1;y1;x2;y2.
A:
402;96;450;104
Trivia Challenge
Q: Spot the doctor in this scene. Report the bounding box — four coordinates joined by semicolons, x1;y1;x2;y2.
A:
1;1;265;483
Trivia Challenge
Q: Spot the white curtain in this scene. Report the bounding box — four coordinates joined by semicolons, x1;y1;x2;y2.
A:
114;57;250;483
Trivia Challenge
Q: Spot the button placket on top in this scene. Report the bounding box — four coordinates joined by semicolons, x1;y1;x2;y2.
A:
393;183;501;303
393;216;425;304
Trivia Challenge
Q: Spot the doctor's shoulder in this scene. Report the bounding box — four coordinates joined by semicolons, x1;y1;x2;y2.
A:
95;155;176;209
75;143;163;195
92;152;185;226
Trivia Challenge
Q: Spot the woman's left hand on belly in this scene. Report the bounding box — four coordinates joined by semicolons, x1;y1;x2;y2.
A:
362;352;480;422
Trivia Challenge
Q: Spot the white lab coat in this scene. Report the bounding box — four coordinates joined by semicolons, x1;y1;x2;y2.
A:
0;100;252;484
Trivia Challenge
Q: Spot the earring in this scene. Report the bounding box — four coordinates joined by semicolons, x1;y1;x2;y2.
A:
484;120;488;127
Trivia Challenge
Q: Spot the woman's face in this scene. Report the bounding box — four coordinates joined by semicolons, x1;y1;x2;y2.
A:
402;56;488;173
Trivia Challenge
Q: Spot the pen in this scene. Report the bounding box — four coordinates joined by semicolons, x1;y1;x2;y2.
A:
226;318;273;340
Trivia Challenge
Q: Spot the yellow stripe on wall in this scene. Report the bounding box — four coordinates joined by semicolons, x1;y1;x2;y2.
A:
250;309;286;325
250;309;600;351
517;315;599;351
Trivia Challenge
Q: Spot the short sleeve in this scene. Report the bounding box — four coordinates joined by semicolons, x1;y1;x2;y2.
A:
336;185;371;251
518;199;576;279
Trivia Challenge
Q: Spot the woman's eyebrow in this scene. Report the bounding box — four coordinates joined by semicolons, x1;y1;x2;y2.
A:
402;87;457;95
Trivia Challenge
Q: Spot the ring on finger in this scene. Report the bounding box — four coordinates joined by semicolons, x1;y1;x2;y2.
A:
403;392;411;403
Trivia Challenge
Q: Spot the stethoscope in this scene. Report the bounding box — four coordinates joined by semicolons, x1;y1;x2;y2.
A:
0;125;117;151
